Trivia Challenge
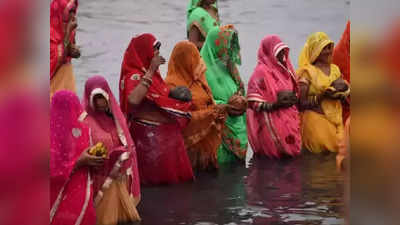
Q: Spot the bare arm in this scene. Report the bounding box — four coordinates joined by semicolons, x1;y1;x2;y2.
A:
128;69;155;107
188;26;205;50
128;54;166;106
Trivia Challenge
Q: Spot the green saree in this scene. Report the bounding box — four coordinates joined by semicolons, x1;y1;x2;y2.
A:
200;25;248;164
187;0;220;39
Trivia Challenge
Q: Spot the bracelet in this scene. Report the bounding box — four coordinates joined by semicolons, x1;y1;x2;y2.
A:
262;102;276;111
308;95;319;107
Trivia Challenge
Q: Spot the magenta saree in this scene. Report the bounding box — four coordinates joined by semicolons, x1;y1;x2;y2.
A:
82;75;141;223
50;90;95;225
247;35;301;159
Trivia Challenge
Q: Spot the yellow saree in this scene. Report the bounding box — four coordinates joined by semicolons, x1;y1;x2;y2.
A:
297;32;345;154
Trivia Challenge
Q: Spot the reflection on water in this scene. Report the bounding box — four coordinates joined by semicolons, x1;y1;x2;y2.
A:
74;0;348;224
136;153;344;225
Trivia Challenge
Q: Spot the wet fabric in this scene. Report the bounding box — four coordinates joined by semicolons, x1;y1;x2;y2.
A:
297;32;345;153
165;41;224;170
247;35;301;158
187;0;220;39
200;25;248;163
333;21;351;122
50;90;95;225
131;121;194;185
82;75;141;224
50;0;78;90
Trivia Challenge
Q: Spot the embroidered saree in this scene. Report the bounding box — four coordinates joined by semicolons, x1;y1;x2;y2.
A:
200;25;248;163
82;75;141;224
187;0;220;39
165;40;224;170
247;35;301;159
50;0;78;99
50;90;95;225
297;32;346;154
119;34;194;185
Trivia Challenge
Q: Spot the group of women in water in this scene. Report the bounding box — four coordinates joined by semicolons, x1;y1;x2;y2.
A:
50;0;350;224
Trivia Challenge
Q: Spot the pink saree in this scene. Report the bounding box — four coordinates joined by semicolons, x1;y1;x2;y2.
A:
50;91;95;225
247;35;301;158
82;75;141;204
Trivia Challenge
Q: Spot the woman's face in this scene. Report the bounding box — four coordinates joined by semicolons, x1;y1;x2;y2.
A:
276;48;287;65
93;94;109;112
316;43;334;64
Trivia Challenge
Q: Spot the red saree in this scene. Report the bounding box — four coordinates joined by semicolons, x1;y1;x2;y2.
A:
119;34;194;185
50;0;78;80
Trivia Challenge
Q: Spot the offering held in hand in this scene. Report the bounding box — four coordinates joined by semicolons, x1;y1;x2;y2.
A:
88;142;108;158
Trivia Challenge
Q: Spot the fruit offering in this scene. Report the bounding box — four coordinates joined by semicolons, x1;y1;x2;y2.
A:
88;142;107;158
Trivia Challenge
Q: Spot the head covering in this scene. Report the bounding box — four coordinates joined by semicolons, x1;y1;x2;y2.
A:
166;41;211;91
257;35;297;83
247;35;301;158
201;25;245;96
50;90;90;215
50;0;78;79
119;33;191;117
298;32;334;67
83;75;140;197
187;0;218;18
333;21;350;83
187;0;219;38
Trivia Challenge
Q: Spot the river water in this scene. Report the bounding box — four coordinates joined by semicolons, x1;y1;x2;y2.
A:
74;0;349;224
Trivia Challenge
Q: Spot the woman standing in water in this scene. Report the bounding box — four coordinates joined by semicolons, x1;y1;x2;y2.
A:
247;35;301;159
187;0;220;50
297;32;350;154
201;25;248;164
165;41;228;171
82;76;141;224
50;91;103;225
50;0;81;99
119;34;194;185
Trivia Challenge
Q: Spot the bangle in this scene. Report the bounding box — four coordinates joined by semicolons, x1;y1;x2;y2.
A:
262;102;276;111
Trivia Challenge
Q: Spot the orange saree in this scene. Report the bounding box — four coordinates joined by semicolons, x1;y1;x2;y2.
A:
165;41;225;170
